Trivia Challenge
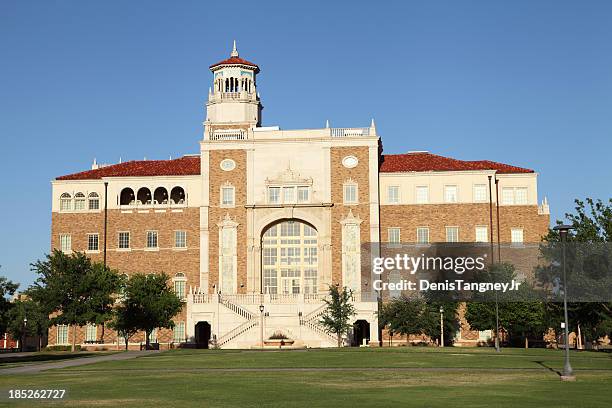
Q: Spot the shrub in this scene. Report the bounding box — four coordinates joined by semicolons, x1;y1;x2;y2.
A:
43;345;81;352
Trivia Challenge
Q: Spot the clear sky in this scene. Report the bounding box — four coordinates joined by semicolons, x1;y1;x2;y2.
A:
1;0;610;288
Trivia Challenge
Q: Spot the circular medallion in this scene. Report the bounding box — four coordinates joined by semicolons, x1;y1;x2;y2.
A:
342;155;358;169
220;159;236;171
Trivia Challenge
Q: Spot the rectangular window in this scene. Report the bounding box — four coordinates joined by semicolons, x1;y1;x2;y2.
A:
88;195;100;210
388;228;401;244
515;187;528;204
343;184;357;204
146;231;158;249
268;187;280;204
446;227;459;243
221;186;235;207
473;184;487;202
74;198;86;211
387;186;400;204
283;186;295;203
87;233;99;251
444;185;458;203
57;325;69;345
416;227;429;244
415;186;429;204
304;268;317;295
475;226;488;243
263;269;277;294
511;228;524;245
60;197;72;211
60;234;71;253
85;324;97;342
173;321;185;343
297;186;309;203
118;232;130;249
174;279;186;299
174;230;186;248
502;188;514;205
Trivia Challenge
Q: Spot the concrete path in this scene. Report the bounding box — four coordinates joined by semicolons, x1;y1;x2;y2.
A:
0;351;160;375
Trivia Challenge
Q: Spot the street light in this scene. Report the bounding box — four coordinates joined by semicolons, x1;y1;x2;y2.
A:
439;306;444;347
553;224;575;380
259;304;265;349
21;316;27;352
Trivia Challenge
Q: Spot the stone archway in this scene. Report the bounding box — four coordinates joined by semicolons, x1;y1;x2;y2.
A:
351;320;370;347
195;321;211;349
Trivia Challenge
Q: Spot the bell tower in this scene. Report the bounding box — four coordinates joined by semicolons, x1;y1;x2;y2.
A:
204;41;262;139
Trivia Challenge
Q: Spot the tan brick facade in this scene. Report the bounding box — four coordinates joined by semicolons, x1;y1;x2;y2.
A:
330;146;371;289
207;149;248;293
380;204;549;244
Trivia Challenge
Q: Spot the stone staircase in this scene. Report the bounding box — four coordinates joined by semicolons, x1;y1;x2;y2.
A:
299;303;338;345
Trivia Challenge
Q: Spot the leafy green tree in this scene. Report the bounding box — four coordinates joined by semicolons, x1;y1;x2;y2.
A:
379;296;457;345
319;285;356;347
109;302;140;350
6;297;48;351
0;269;19;336
30;250;122;351
466;263;547;346
537;198;612;344
82;263;123;343
119;273;182;349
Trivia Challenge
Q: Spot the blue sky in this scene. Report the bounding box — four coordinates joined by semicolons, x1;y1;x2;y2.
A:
1;0;611;288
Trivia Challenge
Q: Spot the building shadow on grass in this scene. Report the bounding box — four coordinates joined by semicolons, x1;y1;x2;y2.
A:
0;353;94;367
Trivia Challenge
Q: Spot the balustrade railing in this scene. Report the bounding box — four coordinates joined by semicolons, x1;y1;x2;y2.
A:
330;127;370;137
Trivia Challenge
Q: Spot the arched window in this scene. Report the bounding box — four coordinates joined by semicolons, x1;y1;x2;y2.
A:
173;273;186;300
60;193;72;211
261;220;318;295
170;186;185;204
88;192;100;210
137;187;152;205
153;187;169;204
119;188;135;206
74;192;86;210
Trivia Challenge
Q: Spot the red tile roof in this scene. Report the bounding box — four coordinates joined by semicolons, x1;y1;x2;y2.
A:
210;57;259;72
380;152;534;174
56;156;201;180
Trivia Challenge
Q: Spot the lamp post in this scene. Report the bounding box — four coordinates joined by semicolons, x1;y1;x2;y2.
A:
439;306;444;347
21;316;27;352
553;224;575;380
259;304;265;349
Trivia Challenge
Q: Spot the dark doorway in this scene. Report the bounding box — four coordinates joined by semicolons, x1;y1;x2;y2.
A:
195;321;211;349
351;320;370;347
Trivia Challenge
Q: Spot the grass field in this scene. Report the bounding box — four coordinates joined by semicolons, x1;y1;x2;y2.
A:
1;347;611;407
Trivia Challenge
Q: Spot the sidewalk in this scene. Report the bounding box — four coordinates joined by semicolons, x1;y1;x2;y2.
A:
0;350;159;375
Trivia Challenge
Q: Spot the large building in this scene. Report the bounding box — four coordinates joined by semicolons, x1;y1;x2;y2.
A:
49;43;550;349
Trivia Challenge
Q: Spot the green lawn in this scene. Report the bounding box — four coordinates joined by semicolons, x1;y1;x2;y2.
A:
1;348;611;407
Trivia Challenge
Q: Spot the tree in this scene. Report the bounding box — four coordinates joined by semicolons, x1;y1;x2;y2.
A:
82;263;123;343
319;285;356;347
118;273;182;350
30;250;122;352
379;296;457;345
466;263;547;347
109;302;140;350
6;297;48;351
537;198;612;345
0;269;19;336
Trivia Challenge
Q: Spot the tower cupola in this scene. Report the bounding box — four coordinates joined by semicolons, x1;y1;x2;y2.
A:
204;41;262;137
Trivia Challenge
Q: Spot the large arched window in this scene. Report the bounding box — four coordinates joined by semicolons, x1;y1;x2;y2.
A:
137;187;152;205
261;220;318;295
120;188;135;206
170;186;185;204
153;187;168;204
60;193;72;211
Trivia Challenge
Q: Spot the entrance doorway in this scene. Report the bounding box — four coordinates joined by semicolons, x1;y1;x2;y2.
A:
195;321;211;349
351;320;370;347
